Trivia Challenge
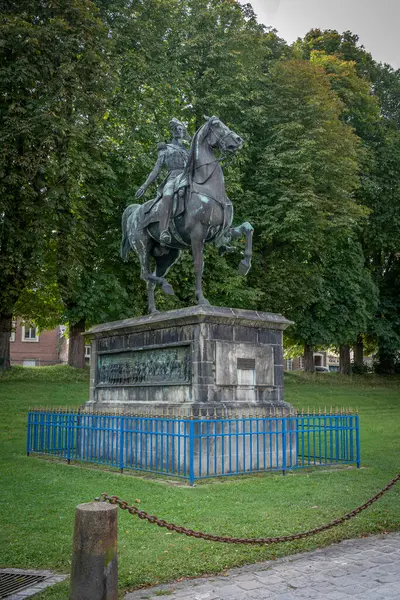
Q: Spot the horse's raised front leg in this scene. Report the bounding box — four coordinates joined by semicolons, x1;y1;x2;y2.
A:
147;249;180;314
191;226;210;306
229;221;254;275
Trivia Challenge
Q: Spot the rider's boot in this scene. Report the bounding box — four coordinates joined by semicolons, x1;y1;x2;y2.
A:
159;194;173;246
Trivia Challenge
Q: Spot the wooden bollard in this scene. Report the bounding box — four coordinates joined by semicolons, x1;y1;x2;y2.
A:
70;501;118;600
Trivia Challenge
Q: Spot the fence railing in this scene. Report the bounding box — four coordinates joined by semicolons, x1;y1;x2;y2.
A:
27;410;360;484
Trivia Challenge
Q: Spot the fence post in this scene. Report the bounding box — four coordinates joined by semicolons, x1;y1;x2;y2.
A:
119;415;125;473
295;415;300;467
40;411;45;452
189;419;195;486
356;414;361;468
66;413;72;464
76;413;81;461
70;501;118;600
27;412;32;456
281;417;287;476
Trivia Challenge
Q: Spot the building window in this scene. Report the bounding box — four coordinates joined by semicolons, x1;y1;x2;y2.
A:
10;320;16;342
84;345;91;358
23;359;37;367
314;354;323;367
285;359;293;371
22;324;39;342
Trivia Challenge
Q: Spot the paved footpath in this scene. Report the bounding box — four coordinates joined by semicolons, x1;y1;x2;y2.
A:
125;532;400;600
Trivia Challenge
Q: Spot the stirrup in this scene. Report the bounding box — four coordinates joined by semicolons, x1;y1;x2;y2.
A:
160;230;171;246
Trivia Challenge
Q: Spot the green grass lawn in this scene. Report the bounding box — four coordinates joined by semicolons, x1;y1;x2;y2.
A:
1;366;399;599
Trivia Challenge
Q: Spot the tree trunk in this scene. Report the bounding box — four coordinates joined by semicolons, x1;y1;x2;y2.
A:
339;344;352;375
353;335;364;369
0;313;12;370
375;347;396;374
68;318;86;369
303;343;315;373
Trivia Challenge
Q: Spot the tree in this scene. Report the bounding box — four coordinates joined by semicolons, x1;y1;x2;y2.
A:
161;0;286;307
3;0;278;367
92;0;283;313
362;125;400;372
309;50;380;140
0;0;111;369
291;234;377;373
296;29;377;81
306;49;381;372
299;29;400;372
365;66;400;372
236;59;367;367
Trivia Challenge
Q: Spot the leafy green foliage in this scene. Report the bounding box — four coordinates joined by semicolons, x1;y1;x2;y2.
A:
239;59;369;350
0;364;89;383
309;51;380;139
289;235;378;348
2;5;399;370
0;0;112;365
362;125;400;371
15;284;64;332
297;29;400;368
296;29;377;81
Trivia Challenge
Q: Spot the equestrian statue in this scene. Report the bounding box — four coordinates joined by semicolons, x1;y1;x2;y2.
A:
121;116;253;313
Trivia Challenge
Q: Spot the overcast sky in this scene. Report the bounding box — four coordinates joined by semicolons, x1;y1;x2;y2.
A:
241;0;399;69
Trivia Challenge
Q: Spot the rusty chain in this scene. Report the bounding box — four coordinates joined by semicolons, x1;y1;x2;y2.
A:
99;472;400;545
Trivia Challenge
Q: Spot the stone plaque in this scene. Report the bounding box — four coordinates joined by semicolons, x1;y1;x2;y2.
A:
216;341;274;386
97;345;191;386
237;358;256;370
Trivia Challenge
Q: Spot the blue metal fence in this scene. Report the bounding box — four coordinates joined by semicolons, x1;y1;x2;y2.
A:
27;410;360;484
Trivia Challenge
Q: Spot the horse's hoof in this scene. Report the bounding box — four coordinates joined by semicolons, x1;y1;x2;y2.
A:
238;260;250;276
162;283;175;296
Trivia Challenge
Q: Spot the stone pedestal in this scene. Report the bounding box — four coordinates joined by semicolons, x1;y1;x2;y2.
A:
85;306;293;415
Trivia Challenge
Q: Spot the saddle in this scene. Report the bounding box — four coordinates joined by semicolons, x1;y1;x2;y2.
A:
140;171;231;247
141;174;187;230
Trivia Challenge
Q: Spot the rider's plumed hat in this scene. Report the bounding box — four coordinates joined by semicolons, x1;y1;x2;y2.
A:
169;117;186;131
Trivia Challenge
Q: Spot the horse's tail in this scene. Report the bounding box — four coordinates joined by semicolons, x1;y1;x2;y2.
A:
120;204;140;262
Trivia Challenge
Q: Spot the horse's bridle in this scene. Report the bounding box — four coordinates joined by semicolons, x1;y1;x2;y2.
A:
207;120;239;154
193;122;238;175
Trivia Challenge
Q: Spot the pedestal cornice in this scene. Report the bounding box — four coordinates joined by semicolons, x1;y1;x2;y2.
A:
85;305;293;338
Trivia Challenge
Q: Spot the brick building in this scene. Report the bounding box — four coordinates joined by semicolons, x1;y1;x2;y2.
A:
285;350;373;372
285;351;339;372
10;320;91;367
10;320;65;367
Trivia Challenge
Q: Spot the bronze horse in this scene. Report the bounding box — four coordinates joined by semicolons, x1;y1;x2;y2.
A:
121;116;253;313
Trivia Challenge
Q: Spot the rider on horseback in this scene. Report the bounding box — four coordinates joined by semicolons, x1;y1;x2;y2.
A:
135;118;190;246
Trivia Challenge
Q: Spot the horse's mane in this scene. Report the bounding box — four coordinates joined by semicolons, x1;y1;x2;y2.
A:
182;119;213;181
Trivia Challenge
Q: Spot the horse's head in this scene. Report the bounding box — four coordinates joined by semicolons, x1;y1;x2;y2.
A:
205;116;244;154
